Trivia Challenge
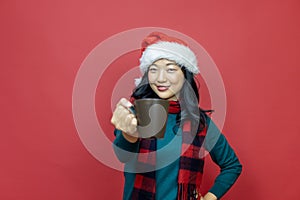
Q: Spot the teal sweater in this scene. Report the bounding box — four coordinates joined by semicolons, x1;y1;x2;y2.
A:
113;114;242;199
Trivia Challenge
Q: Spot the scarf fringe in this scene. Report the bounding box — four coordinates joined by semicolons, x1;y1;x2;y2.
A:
178;184;202;200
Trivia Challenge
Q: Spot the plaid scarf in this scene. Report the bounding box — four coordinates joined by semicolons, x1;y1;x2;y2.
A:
131;101;207;200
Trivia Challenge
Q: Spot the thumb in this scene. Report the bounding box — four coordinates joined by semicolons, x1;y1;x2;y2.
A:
120;98;133;108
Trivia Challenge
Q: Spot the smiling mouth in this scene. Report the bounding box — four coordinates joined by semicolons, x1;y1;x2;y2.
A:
156;85;169;91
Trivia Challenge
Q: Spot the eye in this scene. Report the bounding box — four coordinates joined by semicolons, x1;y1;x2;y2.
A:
167;68;177;73
149;66;158;73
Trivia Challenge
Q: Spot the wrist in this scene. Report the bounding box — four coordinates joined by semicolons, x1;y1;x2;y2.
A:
122;132;138;143
203;192;217;200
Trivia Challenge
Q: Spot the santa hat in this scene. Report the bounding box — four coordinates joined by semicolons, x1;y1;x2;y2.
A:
139;32;199;75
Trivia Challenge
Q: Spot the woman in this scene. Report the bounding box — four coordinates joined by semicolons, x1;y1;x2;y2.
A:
111;32;242;200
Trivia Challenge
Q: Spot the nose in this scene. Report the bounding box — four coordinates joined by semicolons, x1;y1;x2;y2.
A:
157;69;167;83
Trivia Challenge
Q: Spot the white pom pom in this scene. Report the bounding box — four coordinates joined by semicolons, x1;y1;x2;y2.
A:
134;77;142;86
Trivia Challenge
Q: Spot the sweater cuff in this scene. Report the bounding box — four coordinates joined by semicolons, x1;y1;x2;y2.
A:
113;129;139;152
208;182;228;199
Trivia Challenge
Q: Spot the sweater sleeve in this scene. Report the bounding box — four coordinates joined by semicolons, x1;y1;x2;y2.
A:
204;119;242;199
113;129;140;163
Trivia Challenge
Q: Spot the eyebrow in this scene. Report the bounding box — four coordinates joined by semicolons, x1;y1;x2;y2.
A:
166;62;177;66
151;62;177;67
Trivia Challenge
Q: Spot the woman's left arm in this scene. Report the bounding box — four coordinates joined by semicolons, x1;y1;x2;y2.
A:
203;121;243;199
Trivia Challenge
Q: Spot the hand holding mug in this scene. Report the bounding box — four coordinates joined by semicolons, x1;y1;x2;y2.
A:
111;98;138;137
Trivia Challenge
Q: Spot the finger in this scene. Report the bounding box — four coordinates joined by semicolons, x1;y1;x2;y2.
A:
128;115;137;130
111;107;123;125
119;98;133;108
111;107;127;127
110;116;115;125
123;114;137;134
128;126;137;136
131;118;137;126
127;123;137;136
129;117;138;134
119;105;132;118
124;113;135;126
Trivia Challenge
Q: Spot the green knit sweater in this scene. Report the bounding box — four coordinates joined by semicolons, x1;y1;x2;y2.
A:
113;114;242;199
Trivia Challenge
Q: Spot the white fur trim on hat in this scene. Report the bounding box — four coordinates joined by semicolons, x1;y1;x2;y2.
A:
139;41;199;74
134;77;142;86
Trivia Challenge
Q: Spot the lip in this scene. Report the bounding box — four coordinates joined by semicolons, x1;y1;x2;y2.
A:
156;85;170;92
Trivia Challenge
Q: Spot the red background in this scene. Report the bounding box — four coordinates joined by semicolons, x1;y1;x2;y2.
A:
1;0;299;199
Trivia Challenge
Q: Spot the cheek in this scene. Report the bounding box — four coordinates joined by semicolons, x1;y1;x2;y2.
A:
169;74;184;85
148;73;155;83
174;81;184;92
170;75;185;91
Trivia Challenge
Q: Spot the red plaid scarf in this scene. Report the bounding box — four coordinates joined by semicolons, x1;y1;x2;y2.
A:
131;101;207;200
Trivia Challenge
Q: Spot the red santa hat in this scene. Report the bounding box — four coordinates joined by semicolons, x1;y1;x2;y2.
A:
139;32;199;74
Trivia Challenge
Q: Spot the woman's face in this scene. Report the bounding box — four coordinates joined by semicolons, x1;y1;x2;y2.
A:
148;59;185;100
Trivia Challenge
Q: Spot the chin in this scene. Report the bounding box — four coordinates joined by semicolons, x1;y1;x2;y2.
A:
154;90;177;100
157;94;177;100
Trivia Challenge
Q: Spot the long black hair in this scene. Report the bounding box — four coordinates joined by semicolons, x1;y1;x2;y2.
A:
131;66;212;133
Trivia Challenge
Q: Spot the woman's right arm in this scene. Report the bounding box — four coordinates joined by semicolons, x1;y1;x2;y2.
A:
111;98;139;163
113;129;140;163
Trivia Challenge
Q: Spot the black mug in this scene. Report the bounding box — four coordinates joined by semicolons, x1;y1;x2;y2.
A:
133;98;169;139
